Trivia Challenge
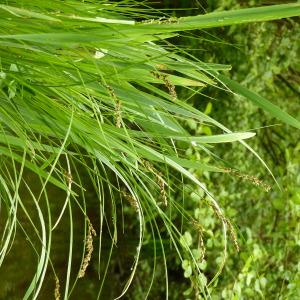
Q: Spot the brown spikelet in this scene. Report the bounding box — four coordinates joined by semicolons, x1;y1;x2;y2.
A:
199;233;205;261
223;168;271;192
225;219;240;252
54;276;61;300
142;159;168;206
115;99;122;128
191;220;206;261
158;176;167;207
151;71;177;101
64;170;73;184
208;201;239;252
106;85;122;128
122;192;139;212
78;219;97;278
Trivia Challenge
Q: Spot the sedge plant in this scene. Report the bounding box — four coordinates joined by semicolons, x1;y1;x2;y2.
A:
0;1;300;299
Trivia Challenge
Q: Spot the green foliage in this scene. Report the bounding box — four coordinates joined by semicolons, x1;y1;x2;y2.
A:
159;1;300;299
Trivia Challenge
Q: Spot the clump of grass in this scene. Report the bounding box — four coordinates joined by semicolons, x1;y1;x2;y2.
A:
0;1;299;298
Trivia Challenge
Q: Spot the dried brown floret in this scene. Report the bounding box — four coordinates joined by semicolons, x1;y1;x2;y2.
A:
78;219;97;278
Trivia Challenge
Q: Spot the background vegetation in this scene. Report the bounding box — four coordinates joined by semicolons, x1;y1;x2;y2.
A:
0;1;299;299
156;1;300;299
